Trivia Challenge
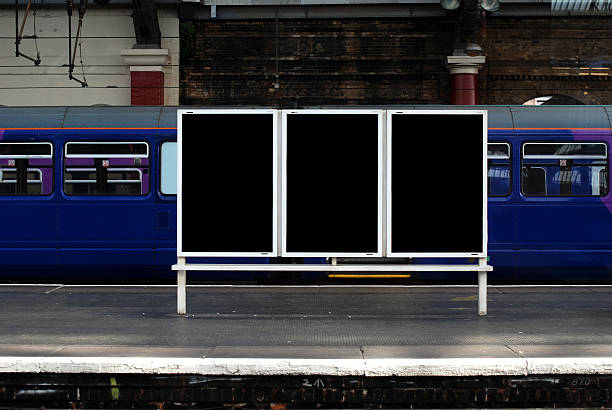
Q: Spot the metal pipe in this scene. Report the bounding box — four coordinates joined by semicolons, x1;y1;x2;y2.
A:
18;0;32;40
70;20;81;71
67;13;72;76
15;0;19;56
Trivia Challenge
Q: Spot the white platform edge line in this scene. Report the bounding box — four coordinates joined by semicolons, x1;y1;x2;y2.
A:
1;357;612;376
2;284;612;288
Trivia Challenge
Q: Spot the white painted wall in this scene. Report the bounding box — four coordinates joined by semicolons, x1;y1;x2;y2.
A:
0;5;179;106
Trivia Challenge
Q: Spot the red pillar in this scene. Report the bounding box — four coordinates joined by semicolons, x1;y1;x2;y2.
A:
121;49;169;106
450;73;478;105
446;56;485;105
131;71;164;106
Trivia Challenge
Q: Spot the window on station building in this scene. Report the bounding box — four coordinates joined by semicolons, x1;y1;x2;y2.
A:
521;142;609;197
160;141;177;195
63;141;150;195
487;142;511;197
522;95;585;105
0;142;53;195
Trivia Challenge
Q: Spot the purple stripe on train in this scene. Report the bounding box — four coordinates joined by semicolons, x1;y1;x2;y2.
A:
109;158;149;166
0;159;52;166
64;158;149;166
65;158;94;166
572;129;612;214
28;159;53;166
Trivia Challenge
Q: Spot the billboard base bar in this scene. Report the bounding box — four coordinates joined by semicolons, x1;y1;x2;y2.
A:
173;259;491;316
172;263;492;272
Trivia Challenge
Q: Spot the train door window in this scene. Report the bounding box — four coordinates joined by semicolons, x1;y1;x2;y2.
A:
521;142;609;197
63;142;149;195
0;142;53;195
487;142;511;196
522;167;547;196
160;141;177;195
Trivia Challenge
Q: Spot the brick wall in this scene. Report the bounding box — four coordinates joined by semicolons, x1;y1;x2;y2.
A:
180;18;455;106
180;16;612;106
481;16;612;104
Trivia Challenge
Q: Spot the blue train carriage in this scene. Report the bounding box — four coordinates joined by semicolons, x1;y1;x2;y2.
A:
0;106;277;281
0;107;177;280
485;105;612;281
0;106;610;281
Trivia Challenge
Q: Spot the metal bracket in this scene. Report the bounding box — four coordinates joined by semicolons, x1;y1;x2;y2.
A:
15;0;41;65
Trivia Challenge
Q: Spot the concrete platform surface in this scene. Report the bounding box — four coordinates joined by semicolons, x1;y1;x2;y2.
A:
0;284;611;376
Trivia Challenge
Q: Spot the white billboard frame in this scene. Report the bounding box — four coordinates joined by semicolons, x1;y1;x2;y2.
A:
281;109;384;257
174;108;492;316
177;108;279;257
385;109;488;258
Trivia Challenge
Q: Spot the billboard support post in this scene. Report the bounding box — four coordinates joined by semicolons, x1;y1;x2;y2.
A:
479;257;488;316
177;256;186;315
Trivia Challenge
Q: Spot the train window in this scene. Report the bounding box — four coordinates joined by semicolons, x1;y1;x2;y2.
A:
160;141;177;195
0;142;52;157
63;141;150;196
0;142;53;195
522;167;547;196
521;142;609;197
523;142;606;159
65;142;148;158
487;142;511;196
487;143;510;159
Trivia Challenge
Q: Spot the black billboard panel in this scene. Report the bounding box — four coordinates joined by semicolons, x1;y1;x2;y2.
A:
388;111;486;256
178;110;277;256
283;111;382;256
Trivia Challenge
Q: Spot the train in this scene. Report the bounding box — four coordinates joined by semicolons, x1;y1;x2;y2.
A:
0;105;610;282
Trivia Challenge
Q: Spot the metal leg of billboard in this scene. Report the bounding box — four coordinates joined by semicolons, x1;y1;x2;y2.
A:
478;257;487;316
177;257;186;315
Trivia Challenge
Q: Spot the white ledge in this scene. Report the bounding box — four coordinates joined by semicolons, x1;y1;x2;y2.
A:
446;55;486;74
121;49;169;67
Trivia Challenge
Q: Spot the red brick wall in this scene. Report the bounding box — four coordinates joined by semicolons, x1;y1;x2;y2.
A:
180;16;612;106
180;18;455;106
131;71;164;106
481;16;612;104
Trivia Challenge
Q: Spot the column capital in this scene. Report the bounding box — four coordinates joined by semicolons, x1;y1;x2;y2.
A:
446;55;486;75
122;49;168;105
121;48;169;71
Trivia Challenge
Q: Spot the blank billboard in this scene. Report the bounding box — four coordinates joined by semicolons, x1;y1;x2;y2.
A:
387;111;486;256
282;110;382;256
178;110;277;256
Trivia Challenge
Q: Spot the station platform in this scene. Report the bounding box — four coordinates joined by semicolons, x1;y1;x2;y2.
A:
1;283;611;377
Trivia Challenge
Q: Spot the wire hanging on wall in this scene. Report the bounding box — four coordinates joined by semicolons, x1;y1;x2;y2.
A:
66;0;88;86
14;0;41;65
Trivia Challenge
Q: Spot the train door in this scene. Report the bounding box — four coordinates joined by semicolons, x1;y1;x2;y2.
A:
486;141;517;277
0;141;59;276
154;140;178;277
58;140;156;278
518;140;612;277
